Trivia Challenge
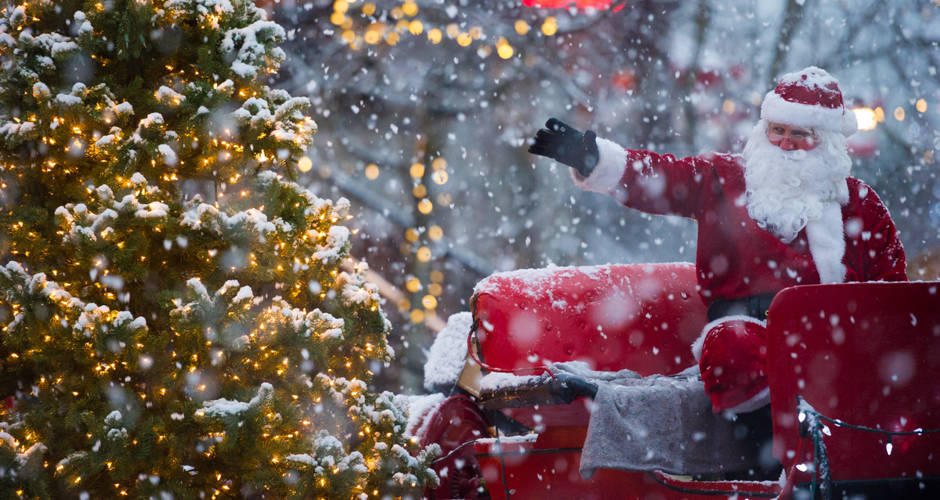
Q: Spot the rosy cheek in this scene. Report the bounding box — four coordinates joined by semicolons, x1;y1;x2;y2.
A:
796;139;818;151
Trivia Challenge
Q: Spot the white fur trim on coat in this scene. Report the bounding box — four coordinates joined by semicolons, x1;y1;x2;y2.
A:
805;202;846;284
761;90;857;136
571;137;627;193
691;315;768;363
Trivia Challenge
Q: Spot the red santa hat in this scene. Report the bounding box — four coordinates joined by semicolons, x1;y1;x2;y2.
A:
760;66;858;136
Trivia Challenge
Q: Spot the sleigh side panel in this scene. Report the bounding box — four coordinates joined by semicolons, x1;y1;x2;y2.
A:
766;281;940;485
472;429;782;500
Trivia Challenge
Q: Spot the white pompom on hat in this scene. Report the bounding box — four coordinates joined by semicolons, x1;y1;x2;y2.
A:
760;66;858;137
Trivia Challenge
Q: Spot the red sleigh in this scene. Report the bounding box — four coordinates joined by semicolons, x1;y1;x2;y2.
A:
410;263;940;499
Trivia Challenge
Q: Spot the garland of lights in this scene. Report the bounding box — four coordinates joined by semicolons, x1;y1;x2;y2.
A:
797;396;940;500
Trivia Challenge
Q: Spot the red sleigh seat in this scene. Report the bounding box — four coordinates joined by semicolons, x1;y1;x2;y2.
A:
470;263;707;430
472;262;706;376
418;263;940;499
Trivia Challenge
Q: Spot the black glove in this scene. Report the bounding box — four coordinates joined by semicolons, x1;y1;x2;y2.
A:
549;373;598;403
528;118;599;177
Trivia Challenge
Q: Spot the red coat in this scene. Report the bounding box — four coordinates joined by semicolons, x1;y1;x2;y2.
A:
578;146;907;307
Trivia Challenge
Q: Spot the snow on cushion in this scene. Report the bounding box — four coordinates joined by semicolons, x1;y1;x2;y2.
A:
471;263;707;376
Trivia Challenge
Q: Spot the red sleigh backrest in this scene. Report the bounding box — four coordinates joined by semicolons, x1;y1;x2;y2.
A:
766;281;940;482
471;263;707;376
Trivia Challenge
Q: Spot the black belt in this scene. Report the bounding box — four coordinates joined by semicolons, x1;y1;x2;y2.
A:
707;293;776;322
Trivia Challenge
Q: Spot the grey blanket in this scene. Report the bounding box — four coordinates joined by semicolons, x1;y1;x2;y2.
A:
551;362;763;478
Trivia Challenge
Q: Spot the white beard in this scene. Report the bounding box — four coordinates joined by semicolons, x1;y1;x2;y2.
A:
742;120;851;243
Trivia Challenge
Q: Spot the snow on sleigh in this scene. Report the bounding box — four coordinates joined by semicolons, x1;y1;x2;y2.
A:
409;262;940;499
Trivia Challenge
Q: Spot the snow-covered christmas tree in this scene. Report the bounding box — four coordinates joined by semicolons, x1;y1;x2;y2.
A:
0;0;436;497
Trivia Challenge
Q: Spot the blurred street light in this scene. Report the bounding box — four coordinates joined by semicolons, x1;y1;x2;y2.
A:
853;107;879;131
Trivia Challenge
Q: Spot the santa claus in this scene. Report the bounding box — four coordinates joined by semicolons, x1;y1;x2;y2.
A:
529;66;907;413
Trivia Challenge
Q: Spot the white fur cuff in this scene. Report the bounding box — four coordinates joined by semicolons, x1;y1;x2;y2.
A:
572;137;627;193
727;386;771;414
691;315;768;362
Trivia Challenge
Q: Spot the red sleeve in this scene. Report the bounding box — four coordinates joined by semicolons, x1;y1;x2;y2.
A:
613;150;719;219
846;182;908;281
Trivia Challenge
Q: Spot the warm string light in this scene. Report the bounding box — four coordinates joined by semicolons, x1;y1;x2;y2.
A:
399;153;453;322
330;0;558;56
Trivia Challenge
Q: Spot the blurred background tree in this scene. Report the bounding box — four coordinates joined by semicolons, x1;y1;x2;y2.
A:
0;0;435;497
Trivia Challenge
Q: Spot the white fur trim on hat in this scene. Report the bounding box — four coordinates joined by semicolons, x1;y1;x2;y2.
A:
691;315;767;363
571;137;627;193
761;90;852;135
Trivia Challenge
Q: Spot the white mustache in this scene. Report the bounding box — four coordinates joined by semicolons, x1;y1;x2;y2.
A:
780;149;808;161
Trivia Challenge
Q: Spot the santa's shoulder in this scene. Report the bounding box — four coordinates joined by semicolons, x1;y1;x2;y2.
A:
844;177;891;217
846;177;882;202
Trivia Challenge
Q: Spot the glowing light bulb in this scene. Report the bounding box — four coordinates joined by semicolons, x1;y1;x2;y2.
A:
541;17;558;36
416;246;432;262
893;106;905;121
417;198;433;214
496;38;514;59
